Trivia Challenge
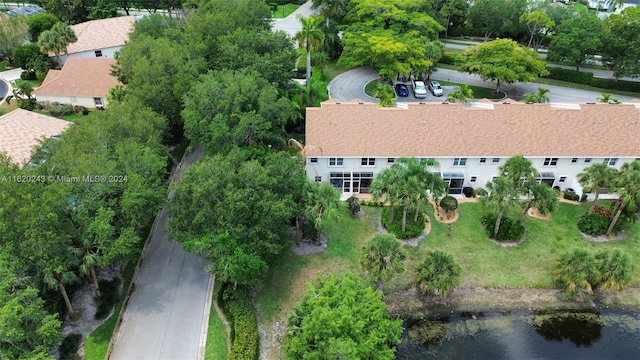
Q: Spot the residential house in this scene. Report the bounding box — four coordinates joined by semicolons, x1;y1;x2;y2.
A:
33;57;120;108
304;99;640;199
0;109;70;166
59;16;136;65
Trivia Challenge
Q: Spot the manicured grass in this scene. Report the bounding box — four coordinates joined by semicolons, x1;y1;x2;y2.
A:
434;79;505;100
532;77;640;98
204;281;228;360
0;60;8;71
83;259;137;360
271;4;299;19
322;61;350;81
364;79;379;97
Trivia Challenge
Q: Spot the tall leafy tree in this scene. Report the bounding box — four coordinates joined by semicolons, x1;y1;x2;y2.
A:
548;14;603;71
26;12;59;42
285;273;403;359
520;10;555;50
467;0;527;41
415;250;461;298
438;0;468;45
312;0;348;25
459;39;548;93
499;155;537;193
360;233;407;291
602;6;640;78
295;15;325;85
0;13;27;59
578;162;616;215
607;161;640;235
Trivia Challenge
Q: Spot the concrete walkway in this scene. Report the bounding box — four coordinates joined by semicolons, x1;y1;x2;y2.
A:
109;147;214;360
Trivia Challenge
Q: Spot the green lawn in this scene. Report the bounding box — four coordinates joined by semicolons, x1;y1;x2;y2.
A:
0;60;8;72
322;61;350;81
204;282;228;360
83;259;137;360
271;4;299;19
364;79;380;97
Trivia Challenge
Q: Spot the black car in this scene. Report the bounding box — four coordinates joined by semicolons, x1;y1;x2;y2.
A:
394;83;409;97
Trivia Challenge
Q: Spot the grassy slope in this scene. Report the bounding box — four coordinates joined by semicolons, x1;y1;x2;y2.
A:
271;4;299;19
204;282;228;360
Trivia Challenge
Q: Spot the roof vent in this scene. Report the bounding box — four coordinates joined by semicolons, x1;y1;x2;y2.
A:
470;102;494;110
586;102;596;104
550;103;581;110
442;102;449;104
396;103;408;109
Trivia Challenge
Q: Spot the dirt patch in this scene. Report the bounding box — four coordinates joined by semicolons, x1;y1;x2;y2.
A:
527;208;551;221
429;200;459;224
384;285;640;317
290;226;329;256
61;263;123;359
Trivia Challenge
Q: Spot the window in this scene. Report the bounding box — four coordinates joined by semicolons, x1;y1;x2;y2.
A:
93;97;103;107
584;158;592;164
543;157;558;166
603;158;618;166
570;158;578;164
94;50;103;57
387;158;395;164
559;176;567;183
309;158;318;164
361;158;375;166
479;158;487;164
452;158;467;167
492;158;500;164
329;158;343;167
420;158;435;165
470;176;477;183
314;176;322;182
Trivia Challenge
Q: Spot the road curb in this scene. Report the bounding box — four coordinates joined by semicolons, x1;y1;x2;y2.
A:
197;273;215;360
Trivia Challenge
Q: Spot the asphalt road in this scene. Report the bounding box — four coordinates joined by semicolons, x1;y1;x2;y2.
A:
328;67;638;104
109;147;213;360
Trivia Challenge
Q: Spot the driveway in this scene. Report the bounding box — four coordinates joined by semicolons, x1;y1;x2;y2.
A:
271;1;318;42
109;147;213;360
328;67;639;104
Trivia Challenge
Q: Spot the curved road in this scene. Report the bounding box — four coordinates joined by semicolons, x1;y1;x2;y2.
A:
328;67;638;104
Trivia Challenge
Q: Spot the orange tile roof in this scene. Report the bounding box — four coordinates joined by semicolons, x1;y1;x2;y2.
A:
0;109;71;166
33;57;120;98
305;99;640;157
66;16;135;54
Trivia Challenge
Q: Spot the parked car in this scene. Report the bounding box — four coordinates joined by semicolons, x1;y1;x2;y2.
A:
394;83;409;97
429;81;443;96
412;80;428;98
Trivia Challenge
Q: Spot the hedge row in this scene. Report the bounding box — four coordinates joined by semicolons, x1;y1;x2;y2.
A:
543;67;640;93
220;285;259;360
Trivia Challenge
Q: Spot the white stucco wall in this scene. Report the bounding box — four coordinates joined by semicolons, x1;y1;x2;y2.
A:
35;95;107;108
60;46;122;64
307;156;636;198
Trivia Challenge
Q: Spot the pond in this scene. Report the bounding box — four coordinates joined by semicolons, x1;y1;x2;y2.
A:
397;310;640;359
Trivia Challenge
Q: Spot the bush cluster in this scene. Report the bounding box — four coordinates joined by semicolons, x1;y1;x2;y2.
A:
95;277;121;320
48;104;76;117
577;213;610;236
480;213;525;242
220;284;259;360
563;192;580;201
20;70;37;80
592;204;612;219
59;333;82;360
361;199;384;207
346;196;361;216
543;67;640;93
381;206;425;239
439;196;458;213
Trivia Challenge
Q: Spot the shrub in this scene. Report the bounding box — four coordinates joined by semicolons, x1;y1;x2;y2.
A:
17;99;37;110
95;277;121;320
543;67;640;93
220;284;259;360
577;213;609;236
346;196;361;216
48;104;75;117
439;196;458;213
480;213;525;242
563;192;580;201
20;70;37;80
381;206;425;239
59;333;82;360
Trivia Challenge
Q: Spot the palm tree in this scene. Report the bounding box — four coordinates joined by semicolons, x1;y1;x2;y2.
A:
522;87;550;103
38;30;65;67
446;84;474;103
499;155;537;193
371;166;402;223
50;22;77;60
483;176;519;239
373;83;395;107
553;248;599;295
520;181;558;226
597;92;620;104
312;0;348;26
578;163;616;215
360;233;407;291
415;250;461;298
43;245;81;316
305;182;341;243
606;161;640;235
107;85;127;105
295;15;325;86
595;249;632;292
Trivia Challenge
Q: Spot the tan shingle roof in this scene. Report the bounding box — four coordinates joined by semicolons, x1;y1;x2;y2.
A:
33;57;120;98
0;109;71;166
306;99;640;157
66;16;135;54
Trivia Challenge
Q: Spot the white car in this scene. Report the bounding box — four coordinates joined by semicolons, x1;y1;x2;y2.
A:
412;80;428;98
429;81;444;97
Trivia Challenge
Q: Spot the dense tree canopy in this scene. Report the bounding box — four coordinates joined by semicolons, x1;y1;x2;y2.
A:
548;14;603;71
459;38;548;93
285;273;403;359
602;6;640;78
